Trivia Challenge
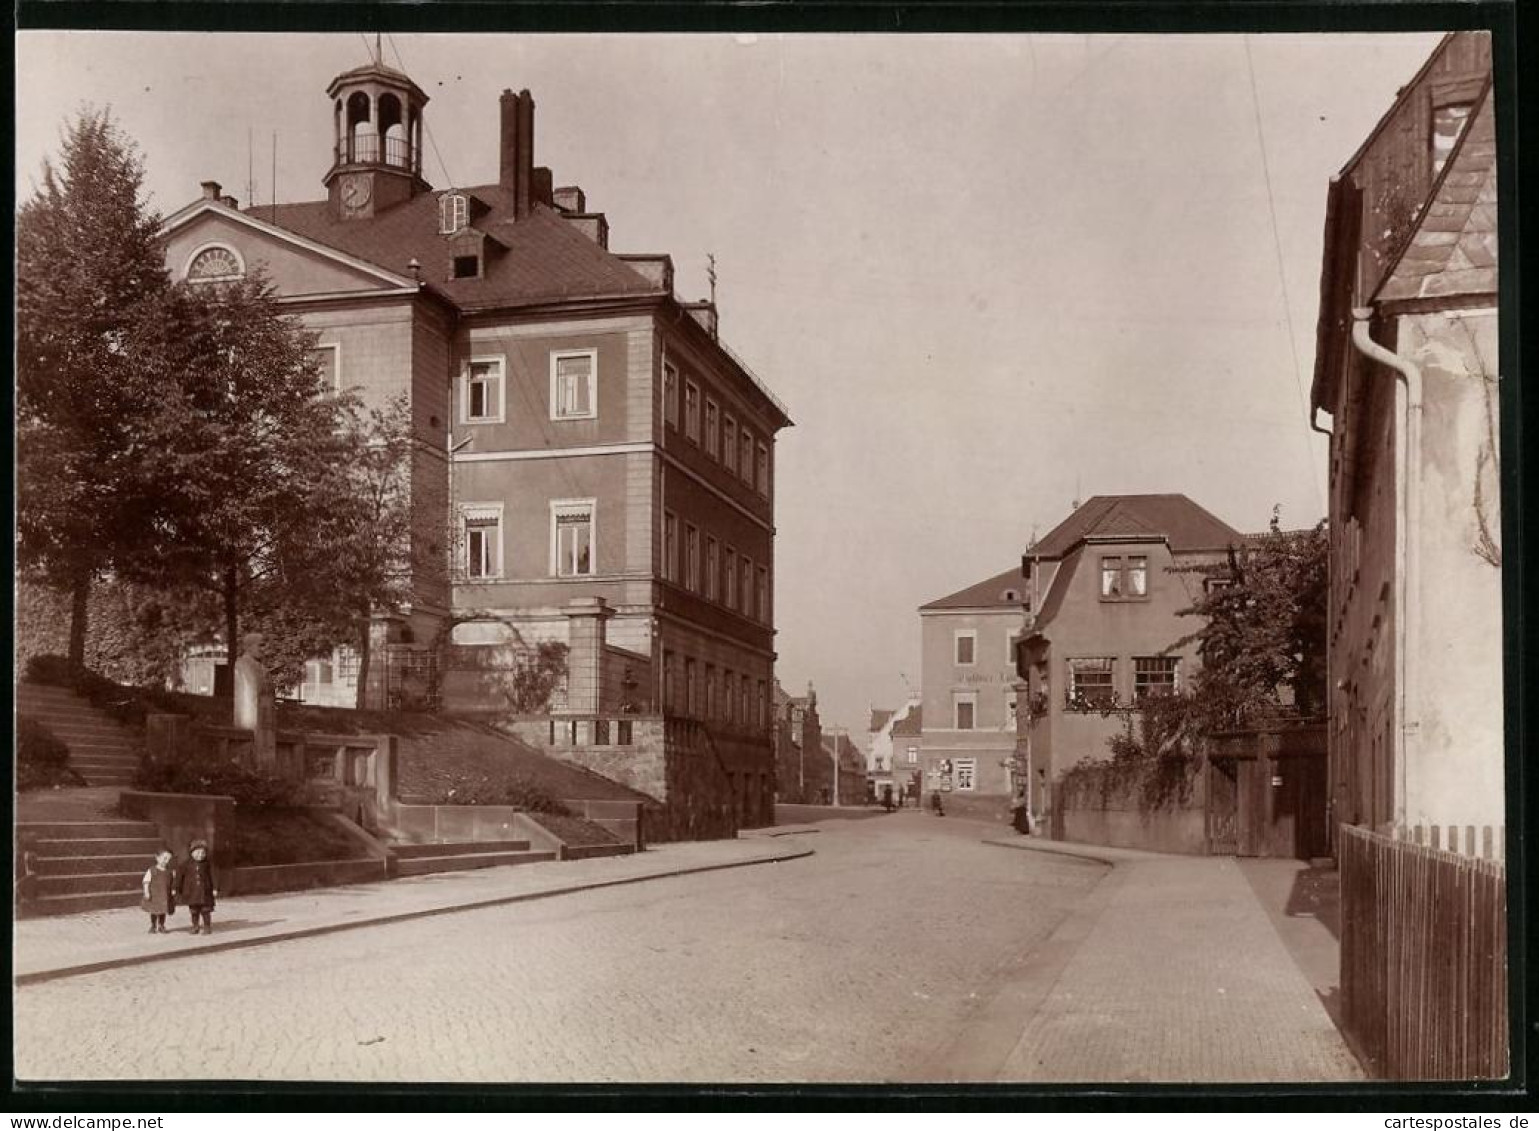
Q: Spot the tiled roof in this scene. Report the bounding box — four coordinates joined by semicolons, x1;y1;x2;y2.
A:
1376;84;1497;304
920;566;1029;611
890;703;922;738
868;708;895;733
1027;495;1244;559
250;188;661;310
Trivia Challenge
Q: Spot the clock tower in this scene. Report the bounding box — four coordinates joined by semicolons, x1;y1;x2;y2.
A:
323;56;431;220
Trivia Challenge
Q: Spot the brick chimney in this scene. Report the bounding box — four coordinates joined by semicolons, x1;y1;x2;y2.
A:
200;180;222;201
499;88;536;219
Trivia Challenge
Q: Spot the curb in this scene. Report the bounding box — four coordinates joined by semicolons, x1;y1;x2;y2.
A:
14;844;815;987
980;836;1125;868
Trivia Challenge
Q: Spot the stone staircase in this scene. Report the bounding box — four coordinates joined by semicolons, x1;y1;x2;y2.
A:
390;839;557;877
16;818;162;916
16;682;140;787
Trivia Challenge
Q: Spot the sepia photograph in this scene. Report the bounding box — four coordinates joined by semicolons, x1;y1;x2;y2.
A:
12;21;1513;1091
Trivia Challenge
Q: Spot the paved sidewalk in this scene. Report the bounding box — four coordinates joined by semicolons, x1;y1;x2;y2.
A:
982;837;1363;1083
13;838;813;985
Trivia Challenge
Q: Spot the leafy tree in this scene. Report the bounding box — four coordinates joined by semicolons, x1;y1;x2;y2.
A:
1179;513;1328;729
16;108;174;667
329;395;416;708
131;273;365;680
1094;513;1327;779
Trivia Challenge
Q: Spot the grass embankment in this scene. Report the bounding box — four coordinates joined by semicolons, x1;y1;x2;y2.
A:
24;660;644;849
223;808;373;867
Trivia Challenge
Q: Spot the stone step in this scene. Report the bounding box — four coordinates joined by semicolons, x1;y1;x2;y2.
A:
15;683;93;702
25;836;165;857
39;735;136;750
390;839;531;859
21;890;143;917
70;752;139;765
79;772;138;787
33;871;144;898
18;820;158;840
31;853;158;876
22;716;132;737
395;850;557;877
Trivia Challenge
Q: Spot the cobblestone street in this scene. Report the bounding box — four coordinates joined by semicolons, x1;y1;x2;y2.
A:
15;814;1103;1083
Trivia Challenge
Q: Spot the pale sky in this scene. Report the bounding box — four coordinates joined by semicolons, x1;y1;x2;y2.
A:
16;31;1447;736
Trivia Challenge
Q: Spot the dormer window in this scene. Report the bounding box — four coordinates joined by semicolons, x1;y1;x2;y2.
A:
440;193;468;235
1431;101;1474;177
185;244;244;284
452;254;480;279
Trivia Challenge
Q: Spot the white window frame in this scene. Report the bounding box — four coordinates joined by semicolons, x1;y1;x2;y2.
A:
549;349;598;421
757;565;770;624
740;555;753;616
906;745;918;765
705;536;719;601
1127;555;1149;597
705;398;720;458
1007;633;1018;666
550;498;596;578
439;192;468;235
740;428;754;485
953;691;978;731
725;546;738;608
460;357;506;425
310;342;343;393
723;413;738;474
461;502;504;581
756;442;771;498
663;360;680;429
1133;656;1180;702
955;630;977;666
684;380;701;443
953;757;978;791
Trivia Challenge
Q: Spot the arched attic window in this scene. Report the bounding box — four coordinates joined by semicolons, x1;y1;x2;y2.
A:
185;244;245;284
440;192;468;235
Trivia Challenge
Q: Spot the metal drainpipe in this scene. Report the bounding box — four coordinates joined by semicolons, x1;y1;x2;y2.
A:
1349;307;1423;831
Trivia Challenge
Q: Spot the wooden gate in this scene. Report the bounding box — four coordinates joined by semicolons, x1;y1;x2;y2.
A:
1206;723;1328;859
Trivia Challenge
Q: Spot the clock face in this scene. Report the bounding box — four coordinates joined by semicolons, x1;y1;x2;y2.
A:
341;174;373;209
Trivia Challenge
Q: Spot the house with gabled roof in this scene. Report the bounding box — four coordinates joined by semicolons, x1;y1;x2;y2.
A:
157;51;791;837
1310;31;1502;845
1013;494;1246;821
916;565;1032;818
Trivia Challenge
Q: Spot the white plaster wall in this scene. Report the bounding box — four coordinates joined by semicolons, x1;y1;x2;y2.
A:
1399;309;1505;830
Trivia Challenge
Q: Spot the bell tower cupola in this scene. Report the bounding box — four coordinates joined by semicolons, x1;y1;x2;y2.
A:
323;47;431;220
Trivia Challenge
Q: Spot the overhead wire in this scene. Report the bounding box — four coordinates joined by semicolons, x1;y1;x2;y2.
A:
1243;34;1326;517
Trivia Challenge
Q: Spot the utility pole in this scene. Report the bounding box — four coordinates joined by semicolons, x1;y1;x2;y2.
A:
830;725;843;807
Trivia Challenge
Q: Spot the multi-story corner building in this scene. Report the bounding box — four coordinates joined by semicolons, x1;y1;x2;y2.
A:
158;53;790;834
915;567;1031;817
1310;32;1502;843
1014;495;1245;819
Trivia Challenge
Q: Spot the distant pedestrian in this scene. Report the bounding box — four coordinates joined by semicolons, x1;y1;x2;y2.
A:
929;791;945;817
177;840;218;935
141;848;176;934
882;784;894;812
1010;787;1031;835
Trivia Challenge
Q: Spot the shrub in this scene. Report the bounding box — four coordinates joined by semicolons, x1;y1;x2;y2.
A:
16;716;86;790
24;654;75;686
134;731;302;810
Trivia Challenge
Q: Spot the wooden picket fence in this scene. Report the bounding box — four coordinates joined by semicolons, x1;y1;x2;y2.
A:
1338;824;1509;1079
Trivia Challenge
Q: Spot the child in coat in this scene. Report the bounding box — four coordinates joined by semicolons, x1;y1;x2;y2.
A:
141;848;176;933
177;839;219;935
